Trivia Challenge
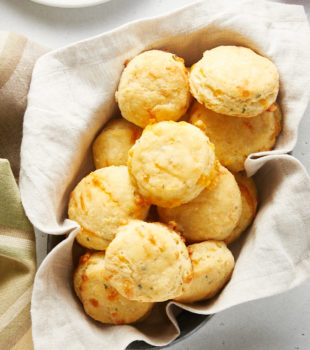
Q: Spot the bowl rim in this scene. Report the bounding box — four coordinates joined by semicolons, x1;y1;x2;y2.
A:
30;0;111;9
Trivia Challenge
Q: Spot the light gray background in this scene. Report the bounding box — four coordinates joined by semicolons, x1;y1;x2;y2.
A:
1;0;309;349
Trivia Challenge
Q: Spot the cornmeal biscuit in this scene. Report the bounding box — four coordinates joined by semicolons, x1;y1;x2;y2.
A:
174;241;234;303
189;100;282;172
92;118;142;169
225;172;258;245
68;166;150;250
128;121;217;208
190;46;279;117
158;165;242;242
105;220;193;302
115;50;191;127
73;252;154;324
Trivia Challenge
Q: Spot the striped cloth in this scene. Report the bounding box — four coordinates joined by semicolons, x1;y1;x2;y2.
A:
0;32;49;350
0;32;48;179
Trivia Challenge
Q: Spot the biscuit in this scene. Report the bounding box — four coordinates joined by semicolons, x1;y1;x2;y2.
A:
115;50;191;127
92;118;142;169
174;241;234;303
73;252;154;324
225;172;258;245
104;220;193;302
128;121;217;208
189;100;282;172
68;166;150;250
189;46;279;117
158;165;242;242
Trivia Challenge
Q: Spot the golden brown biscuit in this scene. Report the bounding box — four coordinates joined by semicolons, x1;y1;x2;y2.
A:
105;220;193;302
189;100;282;172
68;166;150;250
190;46;279;117
225;172;258;245
92;118;142;169
115;50;191;127
128;121;217;208
158;165;242;242
174;241;234;303
73;252;154;324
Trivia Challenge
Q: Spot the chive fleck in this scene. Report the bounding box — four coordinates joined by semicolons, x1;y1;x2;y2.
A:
86;237;90;241
138;284;142;289
242;107;246;113
256;94;261;98
104;284;108;289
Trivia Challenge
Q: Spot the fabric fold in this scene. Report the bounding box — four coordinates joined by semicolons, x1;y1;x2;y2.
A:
18;0;310;349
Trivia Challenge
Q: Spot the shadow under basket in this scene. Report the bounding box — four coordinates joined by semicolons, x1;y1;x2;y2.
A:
128;312;212;349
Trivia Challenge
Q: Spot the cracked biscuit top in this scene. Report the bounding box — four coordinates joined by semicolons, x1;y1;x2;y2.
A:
68;166;150;250
174;241;235;304
189;46;279;117
128;121;217;208
158;165;242;242
92;118;142;169
115;50;191;127
189;100;282;172
73;251;154;324
104;220;193;302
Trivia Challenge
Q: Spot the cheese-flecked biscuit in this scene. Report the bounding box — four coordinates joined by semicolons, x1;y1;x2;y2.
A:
73;252;154;324
115;50;191;127
158;165;242;242
190;46;279;117
92;118;142;169
128;121;217;208
225;172;258;245
105;220;193;302
68;166;150;250
174;241;234;303
189;100;282;172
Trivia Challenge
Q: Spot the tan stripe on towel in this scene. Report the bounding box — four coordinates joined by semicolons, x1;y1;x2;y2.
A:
11;327;33;350
0;225;35;241
0;303;32;350
0;32;27;89
0;287;33;333
0;234;35;250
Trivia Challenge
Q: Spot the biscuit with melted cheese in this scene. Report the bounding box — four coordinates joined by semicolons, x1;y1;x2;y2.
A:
73;252;153;324
225;172;258;244
68;166;149;250
158;165;242;241
174;241;234;303
115;50;191;127
105;220;193;302
189;100;282;171
92;118;142;169
128;121;217;208
190;46;279;117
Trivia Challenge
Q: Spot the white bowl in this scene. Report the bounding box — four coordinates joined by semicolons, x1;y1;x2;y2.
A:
30;0;111;9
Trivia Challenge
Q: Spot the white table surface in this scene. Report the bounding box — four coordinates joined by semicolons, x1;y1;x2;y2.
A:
1;0;310;349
